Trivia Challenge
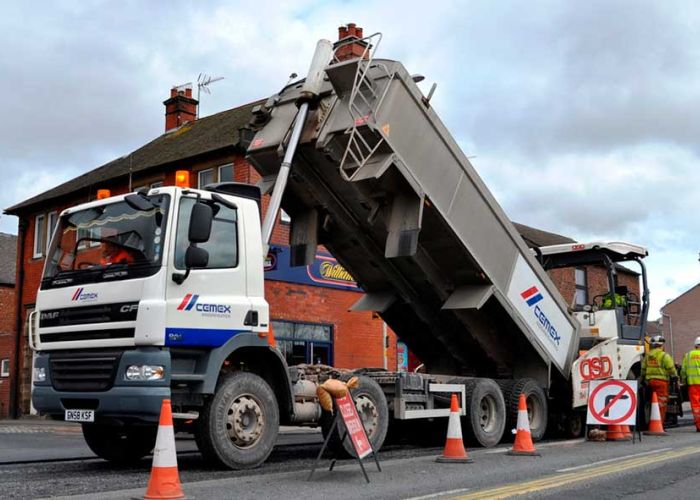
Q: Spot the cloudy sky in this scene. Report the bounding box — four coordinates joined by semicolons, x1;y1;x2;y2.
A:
1;0;699;316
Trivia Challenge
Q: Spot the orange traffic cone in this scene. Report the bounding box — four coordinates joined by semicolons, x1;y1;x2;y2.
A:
644;392;669;436
507;394;540;456
606;424;631;441
436;393;473;463
143;399;186;499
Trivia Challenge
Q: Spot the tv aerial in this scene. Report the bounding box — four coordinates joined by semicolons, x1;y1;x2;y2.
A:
197;73;225;117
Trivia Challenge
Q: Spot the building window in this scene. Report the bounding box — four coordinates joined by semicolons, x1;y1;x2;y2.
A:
219;164;234;183
198;169;215;188
77;226;100;249
272;320;333;366
0;359;9;377
574;267;587;307
33;214;46;258
46;211;58;253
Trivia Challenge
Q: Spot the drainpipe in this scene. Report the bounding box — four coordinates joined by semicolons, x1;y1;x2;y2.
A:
10;218;27;419
661;312;674;360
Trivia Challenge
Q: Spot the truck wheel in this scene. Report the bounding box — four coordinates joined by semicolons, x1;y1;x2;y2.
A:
463;378;506;447
498;378;548;441
320;375;389;457
82;423;156;464
195;371;279;469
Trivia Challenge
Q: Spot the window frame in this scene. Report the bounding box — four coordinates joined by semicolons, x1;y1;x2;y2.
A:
46;211;58;254
197;168;215;189
218;163;234;183
174;196;240;271
33;214;46;258
0;358;9;377
574;267;588;306
271;319;334;366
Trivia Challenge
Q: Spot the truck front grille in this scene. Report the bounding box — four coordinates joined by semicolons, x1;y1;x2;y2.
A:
50;350;123;391
39;328;135;343
39;303;139;328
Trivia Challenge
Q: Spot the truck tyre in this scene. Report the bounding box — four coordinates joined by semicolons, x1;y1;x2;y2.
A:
320;375;389;457
498;378;548;442
82;423;157;465
195;371;279;469
462;378;506;447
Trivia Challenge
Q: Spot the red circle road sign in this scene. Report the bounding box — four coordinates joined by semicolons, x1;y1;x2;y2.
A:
588;380;637;425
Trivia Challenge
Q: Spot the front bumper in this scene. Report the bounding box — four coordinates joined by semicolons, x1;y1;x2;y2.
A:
32;385;170;422
32;347;171;423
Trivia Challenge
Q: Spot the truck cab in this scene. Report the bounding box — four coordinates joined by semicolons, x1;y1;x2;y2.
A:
535;242;649;408
30;183;293;467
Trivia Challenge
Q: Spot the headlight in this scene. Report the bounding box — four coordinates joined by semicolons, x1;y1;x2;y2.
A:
125;365;165;381
34;367;46;382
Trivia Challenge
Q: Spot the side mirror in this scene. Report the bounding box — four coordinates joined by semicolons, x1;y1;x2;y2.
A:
188;202;213;243
173;245;209;285
185;246;209;269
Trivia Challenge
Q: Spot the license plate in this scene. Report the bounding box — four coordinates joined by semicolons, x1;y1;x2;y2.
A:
65;409;95;422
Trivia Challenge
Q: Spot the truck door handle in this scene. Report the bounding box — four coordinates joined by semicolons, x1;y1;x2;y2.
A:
244;310;259;326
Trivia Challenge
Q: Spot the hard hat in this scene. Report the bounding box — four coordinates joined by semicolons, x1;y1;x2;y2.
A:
694;336;700;347
649;335;666;346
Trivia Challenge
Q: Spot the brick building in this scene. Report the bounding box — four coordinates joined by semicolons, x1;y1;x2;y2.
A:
659;284;700;363
0;233;17;418
2;24;640;416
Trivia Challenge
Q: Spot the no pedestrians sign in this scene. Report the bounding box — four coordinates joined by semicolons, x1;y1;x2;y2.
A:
586;379;638;426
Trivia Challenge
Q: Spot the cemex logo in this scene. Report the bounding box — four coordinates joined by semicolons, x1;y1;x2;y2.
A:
520;286;561;346
177;294;231;315
71;287;98;302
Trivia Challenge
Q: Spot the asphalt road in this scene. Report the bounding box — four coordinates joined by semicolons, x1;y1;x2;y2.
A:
3;420;700;499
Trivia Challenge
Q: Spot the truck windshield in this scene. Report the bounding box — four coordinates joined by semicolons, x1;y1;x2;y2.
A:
41;194;170;289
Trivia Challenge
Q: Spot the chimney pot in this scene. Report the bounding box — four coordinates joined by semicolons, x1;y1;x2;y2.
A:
334;23;369;62
163;86;198;131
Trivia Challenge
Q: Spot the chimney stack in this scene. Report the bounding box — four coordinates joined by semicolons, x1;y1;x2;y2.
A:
163;85;198;131
334;23;369;62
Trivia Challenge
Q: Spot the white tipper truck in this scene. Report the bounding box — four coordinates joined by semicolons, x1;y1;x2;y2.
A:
29;33;650;469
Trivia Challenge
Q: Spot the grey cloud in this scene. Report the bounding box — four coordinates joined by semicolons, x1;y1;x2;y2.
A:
2;0;699;315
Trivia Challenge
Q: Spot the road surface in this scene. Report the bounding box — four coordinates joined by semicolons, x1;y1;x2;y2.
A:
2;419;700;499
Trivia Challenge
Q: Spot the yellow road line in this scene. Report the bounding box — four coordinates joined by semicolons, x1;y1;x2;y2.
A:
454;446;700;500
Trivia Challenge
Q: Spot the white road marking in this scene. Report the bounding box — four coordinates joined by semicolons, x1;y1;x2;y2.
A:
405;487;472;500
556;447;673;472
485;438;584;454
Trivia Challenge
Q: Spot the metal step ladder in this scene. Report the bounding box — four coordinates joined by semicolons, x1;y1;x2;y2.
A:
326;33;396;182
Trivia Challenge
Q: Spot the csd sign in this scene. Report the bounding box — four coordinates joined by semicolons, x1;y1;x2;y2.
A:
579;356;613;380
